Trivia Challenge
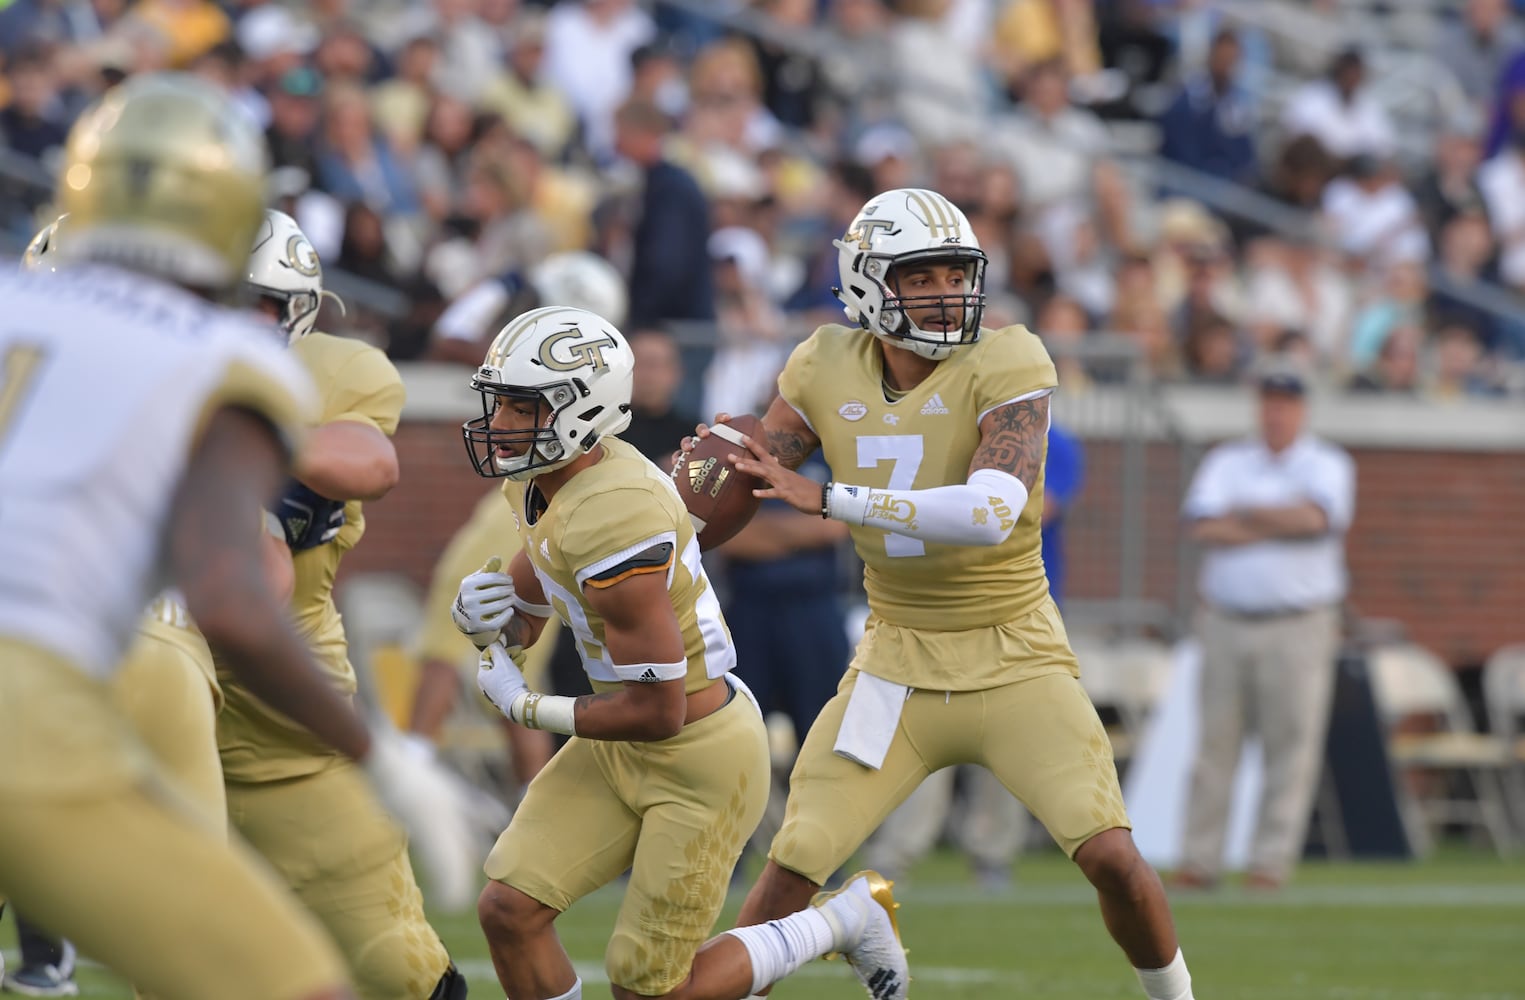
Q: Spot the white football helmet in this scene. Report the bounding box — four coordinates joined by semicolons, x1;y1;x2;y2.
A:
464;306;635;480
247;209;344;343
20;214;67;272
834;187;988;360
530;251;629;328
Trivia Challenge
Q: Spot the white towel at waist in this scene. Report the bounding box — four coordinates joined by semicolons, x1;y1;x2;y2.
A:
833;671;910;770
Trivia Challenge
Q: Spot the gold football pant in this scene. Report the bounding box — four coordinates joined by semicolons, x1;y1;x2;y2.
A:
485;681;770;995
0;639;347;1000
772;668;1131;885
112;619;226;832
225;761;452;1000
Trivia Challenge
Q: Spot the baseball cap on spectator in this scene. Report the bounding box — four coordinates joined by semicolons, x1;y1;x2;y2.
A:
853;123;916;167
277;65;323;98
1158;199;1225;251
511;9;550;48
700;147;767;203
708;226;771;290
238;6;319;61
1256;356;1308;396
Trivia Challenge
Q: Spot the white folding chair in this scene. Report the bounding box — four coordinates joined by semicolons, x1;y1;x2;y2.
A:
1482;645;1525;835
1368;643;1515;855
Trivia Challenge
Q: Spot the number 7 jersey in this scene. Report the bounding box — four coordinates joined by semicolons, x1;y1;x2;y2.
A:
777;323;1058;634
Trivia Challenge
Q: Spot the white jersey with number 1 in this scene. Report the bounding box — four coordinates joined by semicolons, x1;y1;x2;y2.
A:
0;264;316;681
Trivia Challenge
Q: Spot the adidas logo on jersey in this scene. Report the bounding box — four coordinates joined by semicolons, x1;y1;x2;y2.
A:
540;539;551;561
919;393;950;415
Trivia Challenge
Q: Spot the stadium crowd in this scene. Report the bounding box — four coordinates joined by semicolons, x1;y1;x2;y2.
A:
3;0;1525;403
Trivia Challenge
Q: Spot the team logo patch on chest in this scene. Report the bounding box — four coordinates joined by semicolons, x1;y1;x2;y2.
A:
838;400;868;421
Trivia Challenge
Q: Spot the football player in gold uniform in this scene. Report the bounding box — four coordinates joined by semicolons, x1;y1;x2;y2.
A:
690;188;1198;1000
451;307;910;1000
214;211;465;1000
405;251;633;796
0;73;453;1000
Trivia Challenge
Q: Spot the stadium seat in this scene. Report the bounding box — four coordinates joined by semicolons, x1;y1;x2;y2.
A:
1367;643;1515;856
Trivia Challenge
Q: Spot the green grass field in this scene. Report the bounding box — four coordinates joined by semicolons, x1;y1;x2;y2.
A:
8;848;1523;999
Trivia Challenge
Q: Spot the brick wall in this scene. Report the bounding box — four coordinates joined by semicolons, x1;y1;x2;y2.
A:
344;423;1525;668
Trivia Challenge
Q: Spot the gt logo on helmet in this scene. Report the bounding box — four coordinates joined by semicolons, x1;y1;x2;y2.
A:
537;328;618;373
286;234;320;276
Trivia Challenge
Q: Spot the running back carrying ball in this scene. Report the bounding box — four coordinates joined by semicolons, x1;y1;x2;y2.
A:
673;415;764;550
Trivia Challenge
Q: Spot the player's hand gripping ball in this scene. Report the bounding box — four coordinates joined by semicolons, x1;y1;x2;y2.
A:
672;414;765;550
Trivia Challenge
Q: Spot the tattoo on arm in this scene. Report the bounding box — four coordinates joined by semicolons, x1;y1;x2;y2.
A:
502;613;535;650
766;428;812;470
970;396;1049;489
574;690;622;713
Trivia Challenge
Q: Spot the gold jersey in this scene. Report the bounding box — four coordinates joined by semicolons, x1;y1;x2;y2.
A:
777;324;1057;634
217;332;406;781
503;438;734;695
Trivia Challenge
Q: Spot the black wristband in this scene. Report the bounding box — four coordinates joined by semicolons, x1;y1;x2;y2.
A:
821;481;831;519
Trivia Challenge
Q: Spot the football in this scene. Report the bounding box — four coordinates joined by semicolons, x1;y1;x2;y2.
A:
673;414;766;550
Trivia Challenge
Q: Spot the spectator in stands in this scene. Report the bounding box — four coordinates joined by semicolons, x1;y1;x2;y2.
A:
1002;57;1135;256
542;0;655;163
1178;357;1355;890
1429;208;1502;351
264;65;323;181
1348;323;1423;394
124;0;228;69
369;33;441;157
1043;418;1087;608
1415;114;1486;240
1182;314;1248;385
1319;155;1430;271
1157;29;1257;189
315;81;421;216
0;46;68;161
1346;261;1429;373
479;11;578;163
1477;123;1525;289
1036;293;1094;392
751;0;829;130
1242;231;1354;364
820;0;891;105
615;97;716;330
1280;48;1394;166
785;159;877;326
700;225;791;423
410;95;478;223
1433;0;1524;110
624;327;695;455
1428;322;1502;399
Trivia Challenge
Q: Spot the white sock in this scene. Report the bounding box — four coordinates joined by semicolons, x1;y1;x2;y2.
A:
1136;949;1192;1000
543;976;581;1000
724;908;840;994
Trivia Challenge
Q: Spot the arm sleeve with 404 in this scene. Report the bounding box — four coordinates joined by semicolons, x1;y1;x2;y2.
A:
275;479;345;551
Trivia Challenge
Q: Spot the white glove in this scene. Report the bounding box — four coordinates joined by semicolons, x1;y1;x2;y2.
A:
361;725;480;913
452;556;516;650
477;640;530;718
